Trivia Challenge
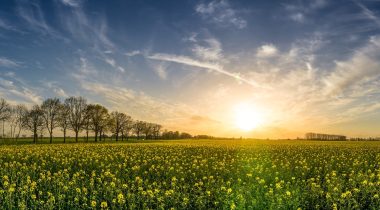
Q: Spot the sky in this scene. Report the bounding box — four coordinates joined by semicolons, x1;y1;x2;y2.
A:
1;0;380;138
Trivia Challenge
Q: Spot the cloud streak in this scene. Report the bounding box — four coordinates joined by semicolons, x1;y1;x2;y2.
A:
147;53;262;88
0;57;20;68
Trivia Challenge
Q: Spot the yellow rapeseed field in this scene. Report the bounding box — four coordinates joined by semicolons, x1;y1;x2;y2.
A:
0;140;379;209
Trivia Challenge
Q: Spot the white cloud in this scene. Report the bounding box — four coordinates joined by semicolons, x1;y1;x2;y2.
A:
58;1;114;51
152;63;168;80
61;0;82;7
324;36;380;95
0;18;18;31
0;57;20;68
125;50;141;57
0;76;42;105
147;53;262;88
290;13;305;23
117;66;126;73
192;38;222;61
355;1;380;28
17;1;64;40
45;81;68;98
105;58;116;67
195;0;247;29
104;58;125;73
256;44;278;58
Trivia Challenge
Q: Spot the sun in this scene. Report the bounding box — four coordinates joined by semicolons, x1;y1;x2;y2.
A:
234;103;263;131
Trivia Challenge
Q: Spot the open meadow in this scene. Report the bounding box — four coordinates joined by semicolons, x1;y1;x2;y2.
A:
0;140;379;209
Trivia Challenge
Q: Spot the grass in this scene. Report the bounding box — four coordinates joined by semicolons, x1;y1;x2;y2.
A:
0;139;379;209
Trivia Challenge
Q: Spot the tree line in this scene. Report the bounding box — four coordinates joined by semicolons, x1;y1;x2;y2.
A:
0;97;192;143
305;132;346;141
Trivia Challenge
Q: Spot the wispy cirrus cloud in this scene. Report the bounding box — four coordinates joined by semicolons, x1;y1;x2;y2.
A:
147;53;262;88
58;1;114;51
16;1;64;40
60;0;82;8
0;73;42;105
104;58;125;73
151;62;168;80
0;57;20;68
0;18;20;32
284;0;329;23
195;0;247;29
125;50;141;57
43;81;69;98
355;1;380;28
323;36;380;95
192;37;222;61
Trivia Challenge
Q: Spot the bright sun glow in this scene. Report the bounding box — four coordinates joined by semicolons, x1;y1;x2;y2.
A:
234;103;263;131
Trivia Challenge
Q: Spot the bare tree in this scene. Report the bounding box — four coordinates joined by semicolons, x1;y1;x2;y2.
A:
58;103;70;143
110;111;129;141
65;96;87;142
87;104;108;142
152;124;162;140
0;98;11;138
134;121;145;140
23;105;44;143
142;122;153;139
8;105;27;141
121;115;133;140
41;98;61;143
99;113;111;141
8;107;17;139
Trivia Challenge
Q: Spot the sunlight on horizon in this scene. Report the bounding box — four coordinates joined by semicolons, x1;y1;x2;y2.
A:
233;102;264;131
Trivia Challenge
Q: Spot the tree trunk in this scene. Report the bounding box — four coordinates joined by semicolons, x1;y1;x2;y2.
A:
75;131;78;142
116;132;119;141
63;129;66;143
50;133;53;144
86;129;89;142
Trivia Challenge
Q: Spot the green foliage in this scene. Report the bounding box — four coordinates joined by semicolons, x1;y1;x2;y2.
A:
0;140;379;209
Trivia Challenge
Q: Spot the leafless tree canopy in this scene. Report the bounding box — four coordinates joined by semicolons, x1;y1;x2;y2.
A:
65;96;87;142
22;105;44;143
0;98;11;121
41;98;61;143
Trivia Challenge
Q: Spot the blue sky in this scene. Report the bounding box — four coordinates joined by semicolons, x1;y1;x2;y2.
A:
1;0;380;138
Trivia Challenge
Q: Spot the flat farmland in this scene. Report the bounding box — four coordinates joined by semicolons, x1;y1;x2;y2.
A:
0;140;379;209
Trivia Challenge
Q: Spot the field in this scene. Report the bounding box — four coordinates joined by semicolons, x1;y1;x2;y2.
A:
0;140;379;209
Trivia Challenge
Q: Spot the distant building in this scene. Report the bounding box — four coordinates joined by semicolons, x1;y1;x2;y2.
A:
305;132;346;141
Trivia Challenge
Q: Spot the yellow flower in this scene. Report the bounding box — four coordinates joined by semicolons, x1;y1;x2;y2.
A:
91;200;97;208
227;188;232;194
117;193;125;204
286;191;291;196
9;187;15;193
100;201;108;208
